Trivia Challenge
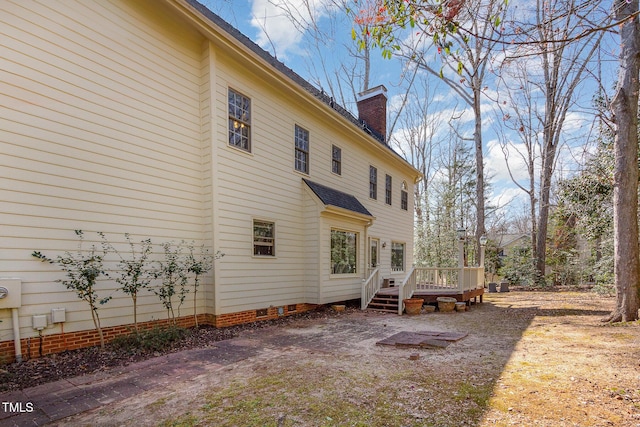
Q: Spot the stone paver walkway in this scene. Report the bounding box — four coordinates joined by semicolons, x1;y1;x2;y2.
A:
0;339;262;426
0;315;397;426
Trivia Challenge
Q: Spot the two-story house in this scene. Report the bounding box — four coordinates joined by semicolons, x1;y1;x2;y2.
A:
0;0;420;361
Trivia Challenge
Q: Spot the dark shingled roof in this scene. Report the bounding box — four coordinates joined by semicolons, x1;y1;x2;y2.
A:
303;179;372;217
184;0;388;145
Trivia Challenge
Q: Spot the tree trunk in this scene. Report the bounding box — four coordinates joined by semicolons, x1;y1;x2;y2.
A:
606;0;640;322
535;140;556;284
473;87;486;258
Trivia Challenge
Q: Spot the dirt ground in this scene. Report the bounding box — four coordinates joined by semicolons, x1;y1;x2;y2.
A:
56;291;640;427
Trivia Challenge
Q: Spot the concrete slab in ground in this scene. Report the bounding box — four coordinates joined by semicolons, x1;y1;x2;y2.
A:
376;330;468;348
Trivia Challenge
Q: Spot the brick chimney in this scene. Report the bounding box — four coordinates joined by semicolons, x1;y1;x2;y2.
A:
356;85;387;141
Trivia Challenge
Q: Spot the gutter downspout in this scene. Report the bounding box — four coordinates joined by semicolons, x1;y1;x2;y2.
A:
12;308;22;362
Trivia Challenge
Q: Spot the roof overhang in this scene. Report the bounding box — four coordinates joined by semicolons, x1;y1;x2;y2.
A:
303;179;375;223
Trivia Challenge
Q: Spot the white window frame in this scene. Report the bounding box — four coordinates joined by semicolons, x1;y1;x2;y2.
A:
391;242;405;272
253;219;275;257
330;229;358;274
332;145;342;175
295;125;309;174
228;88;251;152
370;238;380;268
385;174;392;205
369;166;377;200
401;181;408;211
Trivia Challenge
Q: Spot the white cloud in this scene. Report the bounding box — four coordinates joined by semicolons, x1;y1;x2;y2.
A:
249;0;332;59
485;138;534;185
489;186;528;210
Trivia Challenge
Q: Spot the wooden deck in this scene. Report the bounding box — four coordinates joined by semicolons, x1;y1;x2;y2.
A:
376;286;484;304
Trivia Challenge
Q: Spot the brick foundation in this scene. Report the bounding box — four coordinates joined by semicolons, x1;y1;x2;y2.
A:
213;303;317;327
0;304;317;363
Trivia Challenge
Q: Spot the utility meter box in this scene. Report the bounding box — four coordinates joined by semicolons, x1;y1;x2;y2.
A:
51;308;66;323
32;314;47;330
0;279;21;309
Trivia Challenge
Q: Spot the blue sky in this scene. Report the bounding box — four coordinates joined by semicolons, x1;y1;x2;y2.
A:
200;0;617;228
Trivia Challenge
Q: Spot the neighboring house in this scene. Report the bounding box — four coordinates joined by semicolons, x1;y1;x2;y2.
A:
485;233;530;283
495;234;531;258
0;0;420;361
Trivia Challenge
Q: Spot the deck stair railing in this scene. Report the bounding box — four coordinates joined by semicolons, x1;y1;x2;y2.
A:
397;267;417;315
361;268;381;309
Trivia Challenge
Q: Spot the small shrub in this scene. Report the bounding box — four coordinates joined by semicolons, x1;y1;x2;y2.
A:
33;230;111;349
184;243;221;327
101;233;154;333
153;242;189;325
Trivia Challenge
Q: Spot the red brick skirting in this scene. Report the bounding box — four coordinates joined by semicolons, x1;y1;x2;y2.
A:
0;303;317;363
213;303;317;327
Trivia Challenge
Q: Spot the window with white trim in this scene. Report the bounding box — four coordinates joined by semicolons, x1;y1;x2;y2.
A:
332;145;342;175
370;238;379;268
401;181;408;210
391;242;405;272
331;229;357;274
385;174;392;205
369;166;377;199
228;88;251;152
253;220;275;256
295;125;309;174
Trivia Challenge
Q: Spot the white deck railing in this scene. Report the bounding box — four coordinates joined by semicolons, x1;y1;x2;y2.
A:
397;267;417;314
361;268;381;309
396;266;485;315
414;266;485;292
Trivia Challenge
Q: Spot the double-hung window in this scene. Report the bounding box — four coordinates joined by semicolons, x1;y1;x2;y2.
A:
369;166;377;199
295;125;309;174
228;89;251;152
332;145;342;175
253;220;275;256
401;181;408;210
385;174;392;205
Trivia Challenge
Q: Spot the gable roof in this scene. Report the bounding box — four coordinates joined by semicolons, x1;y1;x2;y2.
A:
178;0;417;177
303;179;373;217
489;233;530;248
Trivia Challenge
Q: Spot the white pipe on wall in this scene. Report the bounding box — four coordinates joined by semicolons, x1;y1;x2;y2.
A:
12;308;22;363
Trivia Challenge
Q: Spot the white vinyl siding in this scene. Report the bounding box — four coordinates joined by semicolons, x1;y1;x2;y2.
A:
0;0;418;339
213;53;416;308
0;0;208;338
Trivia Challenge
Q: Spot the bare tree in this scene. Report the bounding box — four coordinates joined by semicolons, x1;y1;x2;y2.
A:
496;62;540;257
606;0;640;322
394;0;507;257
498;0;607;284
391;78;448;264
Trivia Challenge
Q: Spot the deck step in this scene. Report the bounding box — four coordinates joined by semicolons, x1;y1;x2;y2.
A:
367;307;398;313
367;292;400;312
368;305;398;311
368;299;398;306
